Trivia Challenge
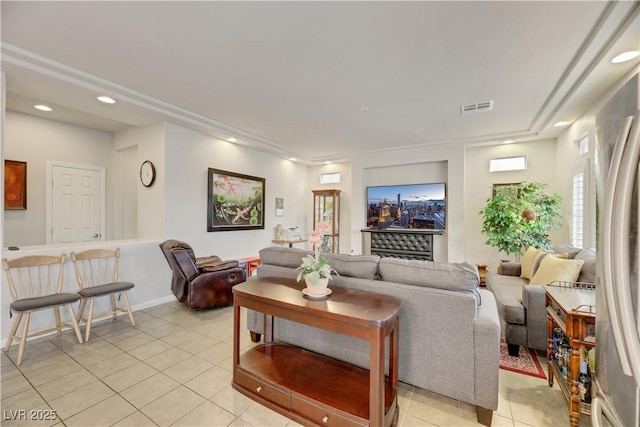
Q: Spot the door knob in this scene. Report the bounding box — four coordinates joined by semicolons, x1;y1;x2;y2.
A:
92;233;101;238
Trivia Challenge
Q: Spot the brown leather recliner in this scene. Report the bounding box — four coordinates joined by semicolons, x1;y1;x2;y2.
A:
159;240;245;309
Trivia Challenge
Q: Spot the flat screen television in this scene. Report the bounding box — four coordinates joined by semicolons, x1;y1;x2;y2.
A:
366;182;446;230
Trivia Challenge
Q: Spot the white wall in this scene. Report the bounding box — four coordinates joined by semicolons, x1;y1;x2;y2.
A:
162;123;310;260
464;140;566;273
351;145;465;262
113;122;166;241
4;111;114;247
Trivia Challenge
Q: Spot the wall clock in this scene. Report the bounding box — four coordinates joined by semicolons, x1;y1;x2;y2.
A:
140;160;156;187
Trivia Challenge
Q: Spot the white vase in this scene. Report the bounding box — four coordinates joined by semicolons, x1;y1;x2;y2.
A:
304;275;329;295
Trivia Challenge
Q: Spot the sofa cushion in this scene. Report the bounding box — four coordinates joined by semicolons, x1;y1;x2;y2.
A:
498;261;521;276
529;255;584;285
259;247;312;268
322;253;380;280
521;247;550;279
378;258;480;304
575;248;596;284
552;243;582;259
531;252;568;278
486;275;526;325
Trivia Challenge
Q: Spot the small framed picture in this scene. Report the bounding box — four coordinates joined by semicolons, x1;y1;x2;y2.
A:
492;182;520;198
275;197;284;217
4;160;27;210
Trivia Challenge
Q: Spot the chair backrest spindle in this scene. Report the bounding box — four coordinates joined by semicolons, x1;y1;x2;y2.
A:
2;254;66;301
71;249;120;290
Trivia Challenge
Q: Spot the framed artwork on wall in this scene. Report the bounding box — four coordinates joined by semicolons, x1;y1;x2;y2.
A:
492;182;520;198
275;197;284;217
207;168;265;232
4;160;27;210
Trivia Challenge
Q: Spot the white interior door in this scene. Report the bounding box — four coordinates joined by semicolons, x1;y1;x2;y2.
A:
47;162;105;244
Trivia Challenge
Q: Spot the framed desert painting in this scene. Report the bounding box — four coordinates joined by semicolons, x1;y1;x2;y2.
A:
4;160;27;210
207;168;265;231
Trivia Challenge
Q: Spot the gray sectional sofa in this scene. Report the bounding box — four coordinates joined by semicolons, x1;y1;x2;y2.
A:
247;246;501;426
486;244;596;355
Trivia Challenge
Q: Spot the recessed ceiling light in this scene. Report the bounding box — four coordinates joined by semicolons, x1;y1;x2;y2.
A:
553;121;571;127
34;104;52;112
324;161;332;164
97;96;116;104
503;140;515;144
288;157;297;162
611;51;640;64
226;137;238;143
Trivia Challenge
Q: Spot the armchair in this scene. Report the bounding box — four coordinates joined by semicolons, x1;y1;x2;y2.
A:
159;240;245;309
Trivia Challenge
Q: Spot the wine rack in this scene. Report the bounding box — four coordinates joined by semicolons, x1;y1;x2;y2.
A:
544;281;596;427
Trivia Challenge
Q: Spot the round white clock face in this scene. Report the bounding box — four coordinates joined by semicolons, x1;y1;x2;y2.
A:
140;160;156;187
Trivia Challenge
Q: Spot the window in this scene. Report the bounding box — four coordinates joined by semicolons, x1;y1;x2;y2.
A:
577;134;589;155
489;156;527;172
571;172;584;247
571;131;596;250
320;172;340;184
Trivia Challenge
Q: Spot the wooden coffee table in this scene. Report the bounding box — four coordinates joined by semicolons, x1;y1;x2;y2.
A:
232;276;401;427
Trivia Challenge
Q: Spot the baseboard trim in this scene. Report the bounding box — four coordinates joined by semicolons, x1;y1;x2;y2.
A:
1;295;177;349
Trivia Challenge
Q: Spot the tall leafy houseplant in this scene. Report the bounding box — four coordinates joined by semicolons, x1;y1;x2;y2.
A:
480;182;563;258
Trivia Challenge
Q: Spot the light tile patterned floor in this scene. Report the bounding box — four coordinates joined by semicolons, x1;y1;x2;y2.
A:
1;300;590;426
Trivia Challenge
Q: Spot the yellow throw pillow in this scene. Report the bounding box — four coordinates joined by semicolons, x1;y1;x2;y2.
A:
521;247;548;279
530;252;569;278
529;255;584;285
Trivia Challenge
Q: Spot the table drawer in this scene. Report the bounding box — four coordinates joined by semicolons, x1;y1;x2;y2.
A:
291;394;366;427
235;370;290;409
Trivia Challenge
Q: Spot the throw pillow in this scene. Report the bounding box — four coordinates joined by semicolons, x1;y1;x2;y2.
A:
529;255;584;285
521;247;549;279
530;252;568;278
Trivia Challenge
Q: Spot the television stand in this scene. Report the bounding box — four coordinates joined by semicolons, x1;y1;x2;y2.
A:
361;228;442;261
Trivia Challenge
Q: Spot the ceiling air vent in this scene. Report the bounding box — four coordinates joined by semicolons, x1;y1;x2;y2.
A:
460;100;494;115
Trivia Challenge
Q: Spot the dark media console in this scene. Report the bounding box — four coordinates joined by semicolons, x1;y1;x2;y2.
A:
361;228;442;261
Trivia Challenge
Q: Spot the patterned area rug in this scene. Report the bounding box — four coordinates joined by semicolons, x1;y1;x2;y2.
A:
499;340;547;379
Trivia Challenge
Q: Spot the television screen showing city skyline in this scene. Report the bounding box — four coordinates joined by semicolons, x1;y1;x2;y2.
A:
366;182;446;230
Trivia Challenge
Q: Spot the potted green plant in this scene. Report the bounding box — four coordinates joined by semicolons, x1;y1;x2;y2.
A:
480;182;563;259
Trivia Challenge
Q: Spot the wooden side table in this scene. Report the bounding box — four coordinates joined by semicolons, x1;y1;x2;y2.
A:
232;277;401;427
477;264;488;287
237;256;261;278
272;239;308;248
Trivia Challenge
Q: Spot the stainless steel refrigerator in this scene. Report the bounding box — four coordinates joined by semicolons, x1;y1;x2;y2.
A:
593;72;640;427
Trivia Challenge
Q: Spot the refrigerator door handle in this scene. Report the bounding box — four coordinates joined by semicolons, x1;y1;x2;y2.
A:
611;110;640;387
602;115;635;377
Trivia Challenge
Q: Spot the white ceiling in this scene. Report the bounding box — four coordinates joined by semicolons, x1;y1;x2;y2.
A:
2;1;639;164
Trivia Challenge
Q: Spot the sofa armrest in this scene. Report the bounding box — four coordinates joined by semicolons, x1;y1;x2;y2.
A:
473;289;500;411
497;262;521;276
195;256;223;267
199;260;239;272
521;284;549;350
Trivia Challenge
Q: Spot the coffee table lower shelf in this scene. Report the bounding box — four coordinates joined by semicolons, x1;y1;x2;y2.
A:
232;343;398;427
